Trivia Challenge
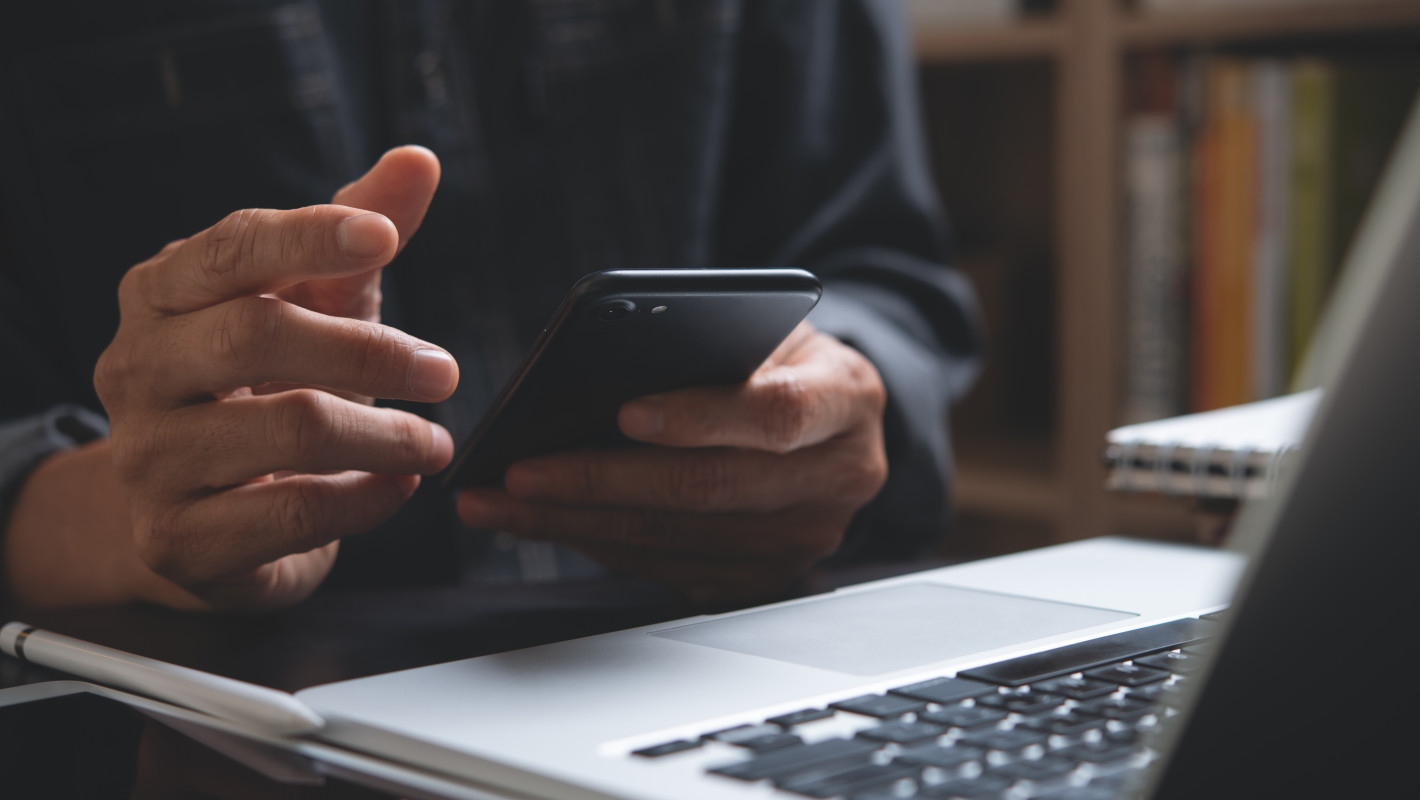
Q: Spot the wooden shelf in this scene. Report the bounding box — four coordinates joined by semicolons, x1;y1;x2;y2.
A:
1119;1;1420;48
952;432;1061;523
954;465;1064;522
914;19;1065;63
917;0;1420;553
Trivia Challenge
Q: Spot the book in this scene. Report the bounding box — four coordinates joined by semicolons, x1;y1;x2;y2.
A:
1288;60;1418;384
1251;60;1292;401
1287;59;1338;384
1121;53;1188;424
1104;388;1319;499
1191;58;1257;411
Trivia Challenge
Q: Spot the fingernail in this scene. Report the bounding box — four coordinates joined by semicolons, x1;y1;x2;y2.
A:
408;349;457;398
336;213;392;259
459;491;510;530
620;400;664;439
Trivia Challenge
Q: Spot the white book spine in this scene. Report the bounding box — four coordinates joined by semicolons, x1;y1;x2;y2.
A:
1123;115;1187;424
1252;60;1292;400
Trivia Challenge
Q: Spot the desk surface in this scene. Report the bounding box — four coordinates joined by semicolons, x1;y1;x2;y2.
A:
0;562;948;799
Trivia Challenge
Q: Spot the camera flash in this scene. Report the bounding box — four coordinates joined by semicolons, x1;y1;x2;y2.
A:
651;305;668;314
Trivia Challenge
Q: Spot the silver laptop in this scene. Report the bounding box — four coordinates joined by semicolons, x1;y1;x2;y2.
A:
296;96;1420;800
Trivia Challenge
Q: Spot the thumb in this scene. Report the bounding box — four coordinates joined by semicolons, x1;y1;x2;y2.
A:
333;145;441;254
279;146;441;321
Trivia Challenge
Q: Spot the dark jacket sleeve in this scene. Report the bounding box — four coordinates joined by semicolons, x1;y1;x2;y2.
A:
717;0;984;559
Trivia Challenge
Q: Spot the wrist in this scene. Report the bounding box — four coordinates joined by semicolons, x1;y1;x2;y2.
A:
2;441;200;609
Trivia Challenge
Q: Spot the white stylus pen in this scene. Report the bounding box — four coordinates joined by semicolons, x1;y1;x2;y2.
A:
0;621;324;735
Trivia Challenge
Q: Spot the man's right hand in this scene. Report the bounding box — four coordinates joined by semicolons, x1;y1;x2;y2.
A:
3;147;457;611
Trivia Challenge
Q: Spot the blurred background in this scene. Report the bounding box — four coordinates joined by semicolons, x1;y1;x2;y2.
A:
907;0;1420;558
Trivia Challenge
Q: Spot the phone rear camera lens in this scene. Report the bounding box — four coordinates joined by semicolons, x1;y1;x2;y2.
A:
595;300;635;321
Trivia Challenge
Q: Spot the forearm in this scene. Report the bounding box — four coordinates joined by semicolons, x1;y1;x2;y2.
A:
3;440;200;609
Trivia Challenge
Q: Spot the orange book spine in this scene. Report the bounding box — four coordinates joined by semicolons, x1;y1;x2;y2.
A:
1192;60;1256;411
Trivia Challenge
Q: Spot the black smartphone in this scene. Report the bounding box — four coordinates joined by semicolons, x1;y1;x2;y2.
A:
443;268;823;488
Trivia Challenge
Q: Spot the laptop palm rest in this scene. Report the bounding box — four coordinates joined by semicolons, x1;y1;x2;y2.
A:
650;583;1136;676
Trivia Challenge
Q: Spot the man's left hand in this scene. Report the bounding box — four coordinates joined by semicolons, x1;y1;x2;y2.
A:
456;322;888;607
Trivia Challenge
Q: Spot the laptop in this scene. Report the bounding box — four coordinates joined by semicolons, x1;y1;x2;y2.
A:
295;96;1420;800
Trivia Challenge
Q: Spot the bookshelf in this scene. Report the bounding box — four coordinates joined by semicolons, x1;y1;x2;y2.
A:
913;0;1420;557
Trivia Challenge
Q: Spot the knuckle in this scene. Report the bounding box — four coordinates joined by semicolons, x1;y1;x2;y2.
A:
134;506;197;584
93;341;134;409
212;297;282;372
116;262;150;313
201;209;262;285
277;206;322;267
118;242;183;314
272;390;339;464
273;478;331;550
349;321;398;389
390;411;432;462
759;371;814;453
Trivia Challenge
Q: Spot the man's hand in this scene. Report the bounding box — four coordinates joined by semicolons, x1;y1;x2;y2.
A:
4;147;457;611
456;322;888;607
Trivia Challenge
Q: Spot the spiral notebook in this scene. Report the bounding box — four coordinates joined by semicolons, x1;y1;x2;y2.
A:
1103;389;1320;499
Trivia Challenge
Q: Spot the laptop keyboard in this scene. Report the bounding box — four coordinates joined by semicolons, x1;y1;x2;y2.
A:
630;616;1222;799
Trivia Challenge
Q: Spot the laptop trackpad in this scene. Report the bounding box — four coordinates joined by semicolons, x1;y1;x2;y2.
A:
650;583;1135;676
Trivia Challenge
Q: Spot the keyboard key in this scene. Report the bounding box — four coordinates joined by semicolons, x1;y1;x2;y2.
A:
1134;649;1203;674
1084;663;1169;687
739;732;804;751
769;707;835;728
1181;642;1213;659
705;723;783;744
1057;740;1140;768
1020;709;1107;736
895;742;987;769
891;676;998;705
1032;675;1118;700
990;756;1078;783
704;724;802;751
632;739;701;758
957;619;1217;687
1124;680;1179;703
832;694;928;718
777;762;921;798
1077;695;1156;722
857;720;948;744
919;705;1010;730
710;737;878;782
1103;727;1143;747
975;692;1065;715
957;727;1051;755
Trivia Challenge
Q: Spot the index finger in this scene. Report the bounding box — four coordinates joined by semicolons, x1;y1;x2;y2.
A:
123;205;398;317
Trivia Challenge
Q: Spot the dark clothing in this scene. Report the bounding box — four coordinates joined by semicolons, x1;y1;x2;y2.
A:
0;0;981;587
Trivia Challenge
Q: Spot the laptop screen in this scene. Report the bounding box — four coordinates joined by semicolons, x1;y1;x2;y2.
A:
1144;94;1420;798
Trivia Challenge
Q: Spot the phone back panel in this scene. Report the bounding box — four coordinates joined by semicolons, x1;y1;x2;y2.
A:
446;269;822;487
